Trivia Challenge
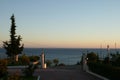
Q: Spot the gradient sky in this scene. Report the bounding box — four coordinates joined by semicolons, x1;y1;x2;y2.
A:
1;0;120;48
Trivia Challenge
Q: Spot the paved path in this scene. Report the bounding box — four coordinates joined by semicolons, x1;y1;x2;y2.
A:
38;69;102;80
8;65;103;80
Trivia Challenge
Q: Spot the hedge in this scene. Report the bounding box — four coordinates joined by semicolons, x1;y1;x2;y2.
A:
88;62;120;80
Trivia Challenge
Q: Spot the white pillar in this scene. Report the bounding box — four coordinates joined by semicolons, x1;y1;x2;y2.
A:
83;53;88;71
41;52;45;68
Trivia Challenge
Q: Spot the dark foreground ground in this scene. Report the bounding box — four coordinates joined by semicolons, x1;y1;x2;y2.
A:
8;65;103;80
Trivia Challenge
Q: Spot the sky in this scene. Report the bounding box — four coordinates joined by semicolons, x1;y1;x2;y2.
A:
1;0;120;48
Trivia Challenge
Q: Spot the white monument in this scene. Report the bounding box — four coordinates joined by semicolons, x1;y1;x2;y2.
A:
82;53;88;71
41;49;47;69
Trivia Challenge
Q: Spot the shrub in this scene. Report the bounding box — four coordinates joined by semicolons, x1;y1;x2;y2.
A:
103;57;110;64
29;56;40;62
46;60;52;67
58;63;66;66
20;54;30;65
87;52;98;63
22;64;38;76
0;59;8;79
88;62;120;80
76;61;80;65
53;59;59;66
8;71;20;80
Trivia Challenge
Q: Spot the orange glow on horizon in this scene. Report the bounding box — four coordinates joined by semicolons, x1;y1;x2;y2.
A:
23;40;120;48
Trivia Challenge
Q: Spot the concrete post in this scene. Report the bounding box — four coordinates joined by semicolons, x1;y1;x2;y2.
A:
41;52;44;68
82;53;88;71
41;49;47;69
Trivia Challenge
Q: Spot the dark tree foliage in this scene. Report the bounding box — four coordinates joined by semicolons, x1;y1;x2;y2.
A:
22;64;38;76
0;60;8;79
3;14;24;60
87;52;98;63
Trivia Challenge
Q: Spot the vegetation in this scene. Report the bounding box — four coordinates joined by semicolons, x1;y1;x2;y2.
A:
45;59;61;67
29;55;40;62
46;59;52;67
111;53;120;67
53;58;59;66
8;71;20;80
87;52;98;63
0;57;38;79
103;57;110;64
6;54;40;66
3;14;24;62
0;59;8;79
22;64;38;76
87;52;120;80
1;15;42;79
88;62;120;80
19;54;30;65
58;63;66;66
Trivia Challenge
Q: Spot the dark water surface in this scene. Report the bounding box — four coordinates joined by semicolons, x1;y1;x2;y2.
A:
0;48;119;65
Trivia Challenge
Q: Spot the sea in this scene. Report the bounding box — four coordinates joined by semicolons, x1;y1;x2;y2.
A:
0;48;119;65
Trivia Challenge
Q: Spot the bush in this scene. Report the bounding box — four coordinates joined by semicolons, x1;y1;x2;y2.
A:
0;59;8;79
46;60;52;67
103;57;110;64
8;71;20;80
53;59;59;66
88;62;120;80
87;52;98;63
76;61;80;65
29;56;40;62
58;63;66;66
22;64;38;76
20;54;30;65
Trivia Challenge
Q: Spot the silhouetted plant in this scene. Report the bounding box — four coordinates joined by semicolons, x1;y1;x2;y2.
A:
22;64;38;76
20;54;30;65
104;57;110;64
111;53;120;67
29;56;40;62
76;61;80;65
58;63;65;66
46;60;52;67
88;62;120;80
8;70;20;80
0;59;8;79
53;58;59;66
3;14;24;62
87;52;98;63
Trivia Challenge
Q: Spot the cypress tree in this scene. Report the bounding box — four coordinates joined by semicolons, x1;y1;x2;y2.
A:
3;14;24;62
